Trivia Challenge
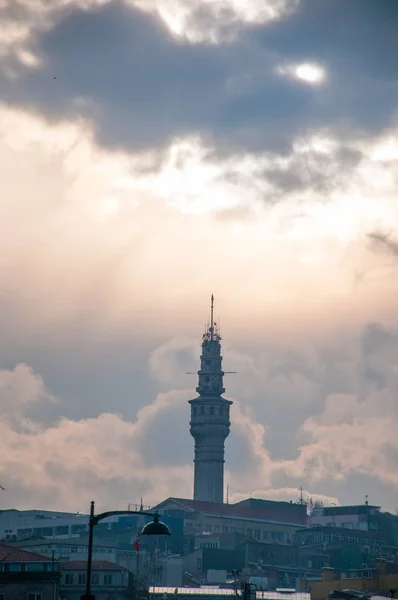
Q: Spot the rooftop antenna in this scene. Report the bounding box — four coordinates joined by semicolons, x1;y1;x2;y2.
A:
186;295;237;378
365;495;369;506
299;486;304;505
210;294;214;341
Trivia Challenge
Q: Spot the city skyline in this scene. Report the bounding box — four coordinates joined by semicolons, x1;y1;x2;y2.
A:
0;1;398;513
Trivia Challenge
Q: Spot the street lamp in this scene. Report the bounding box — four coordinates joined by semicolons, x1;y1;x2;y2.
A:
81;500;171;600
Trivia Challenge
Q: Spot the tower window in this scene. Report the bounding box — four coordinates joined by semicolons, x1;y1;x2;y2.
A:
193;407;197;416
219;406;223;415
210;406;214;415
200;406;205;415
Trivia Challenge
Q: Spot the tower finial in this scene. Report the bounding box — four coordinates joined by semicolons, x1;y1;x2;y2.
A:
210;294;214;341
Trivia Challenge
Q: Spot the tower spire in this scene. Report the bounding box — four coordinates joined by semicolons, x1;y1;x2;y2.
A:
210;294;214;341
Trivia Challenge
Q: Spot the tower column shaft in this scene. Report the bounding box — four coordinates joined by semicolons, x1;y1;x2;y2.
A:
194;458;225;504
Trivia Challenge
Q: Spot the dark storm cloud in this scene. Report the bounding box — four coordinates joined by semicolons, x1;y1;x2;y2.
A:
2;0;398;156
249;0;398;132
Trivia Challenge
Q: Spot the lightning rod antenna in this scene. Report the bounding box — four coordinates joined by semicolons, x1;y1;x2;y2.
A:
210;294;214;341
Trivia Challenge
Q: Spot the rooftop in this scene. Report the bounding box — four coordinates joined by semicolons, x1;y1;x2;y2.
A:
9;536;115;548
321;505;380;516
296;525;387;541
0;542;52;563
155;498;307;525
61;560;123;571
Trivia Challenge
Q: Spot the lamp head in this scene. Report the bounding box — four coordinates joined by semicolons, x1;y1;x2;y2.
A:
141;512;171;536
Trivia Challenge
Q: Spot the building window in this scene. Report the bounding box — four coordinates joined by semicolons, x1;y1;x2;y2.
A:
254;530;261;540
34;527;53;536
91;573;99;584
17;528;33;537
223;526;229;533
65;574;73;584
55;525;69;535
193;407;197;416
28;595;42;600
210;406;214;415
104;574;113;585
71;524;87;535
200;406;205;415
78;574;87;585
247;529;253;537
219;406;223;415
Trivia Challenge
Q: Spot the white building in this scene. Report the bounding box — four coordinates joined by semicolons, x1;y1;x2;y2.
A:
0;508;151;541
0;509;88;540
309;504;382;531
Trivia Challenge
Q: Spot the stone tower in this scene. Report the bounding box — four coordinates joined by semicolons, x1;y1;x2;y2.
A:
188;295;232;504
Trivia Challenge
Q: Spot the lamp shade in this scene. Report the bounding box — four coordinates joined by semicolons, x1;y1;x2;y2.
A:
141;513;171;536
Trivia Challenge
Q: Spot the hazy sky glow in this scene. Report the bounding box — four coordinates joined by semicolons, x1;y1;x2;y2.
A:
1;0;398;513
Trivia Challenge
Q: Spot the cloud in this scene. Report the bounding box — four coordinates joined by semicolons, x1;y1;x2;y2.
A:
0;361;299;511
0;0;297;64
0;364;57;432
2;0;398;157
134;0;298;42
2;319;398;512
142;329;398;510
1;0;398;516
0;362;193;510
3;100;397;353
277;323;398;492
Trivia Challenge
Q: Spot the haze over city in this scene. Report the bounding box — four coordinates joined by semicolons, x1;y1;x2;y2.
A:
1;0;398;514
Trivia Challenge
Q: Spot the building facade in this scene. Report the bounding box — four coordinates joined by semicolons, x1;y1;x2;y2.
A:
154;498;307;543
0;542;60;600
0;509;83;541
301;560;398;600
309;504;398;546
189;296;232;504
59;560;131;599
309;504;381;531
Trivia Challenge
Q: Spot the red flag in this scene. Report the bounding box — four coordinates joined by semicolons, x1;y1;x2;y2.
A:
133;534;140;552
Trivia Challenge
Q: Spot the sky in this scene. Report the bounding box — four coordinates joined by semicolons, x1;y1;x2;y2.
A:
1;0;398;514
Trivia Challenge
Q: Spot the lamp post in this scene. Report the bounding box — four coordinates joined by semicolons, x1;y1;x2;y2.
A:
81;500;171;600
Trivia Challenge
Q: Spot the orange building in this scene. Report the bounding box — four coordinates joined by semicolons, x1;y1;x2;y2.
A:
301;561;398;600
